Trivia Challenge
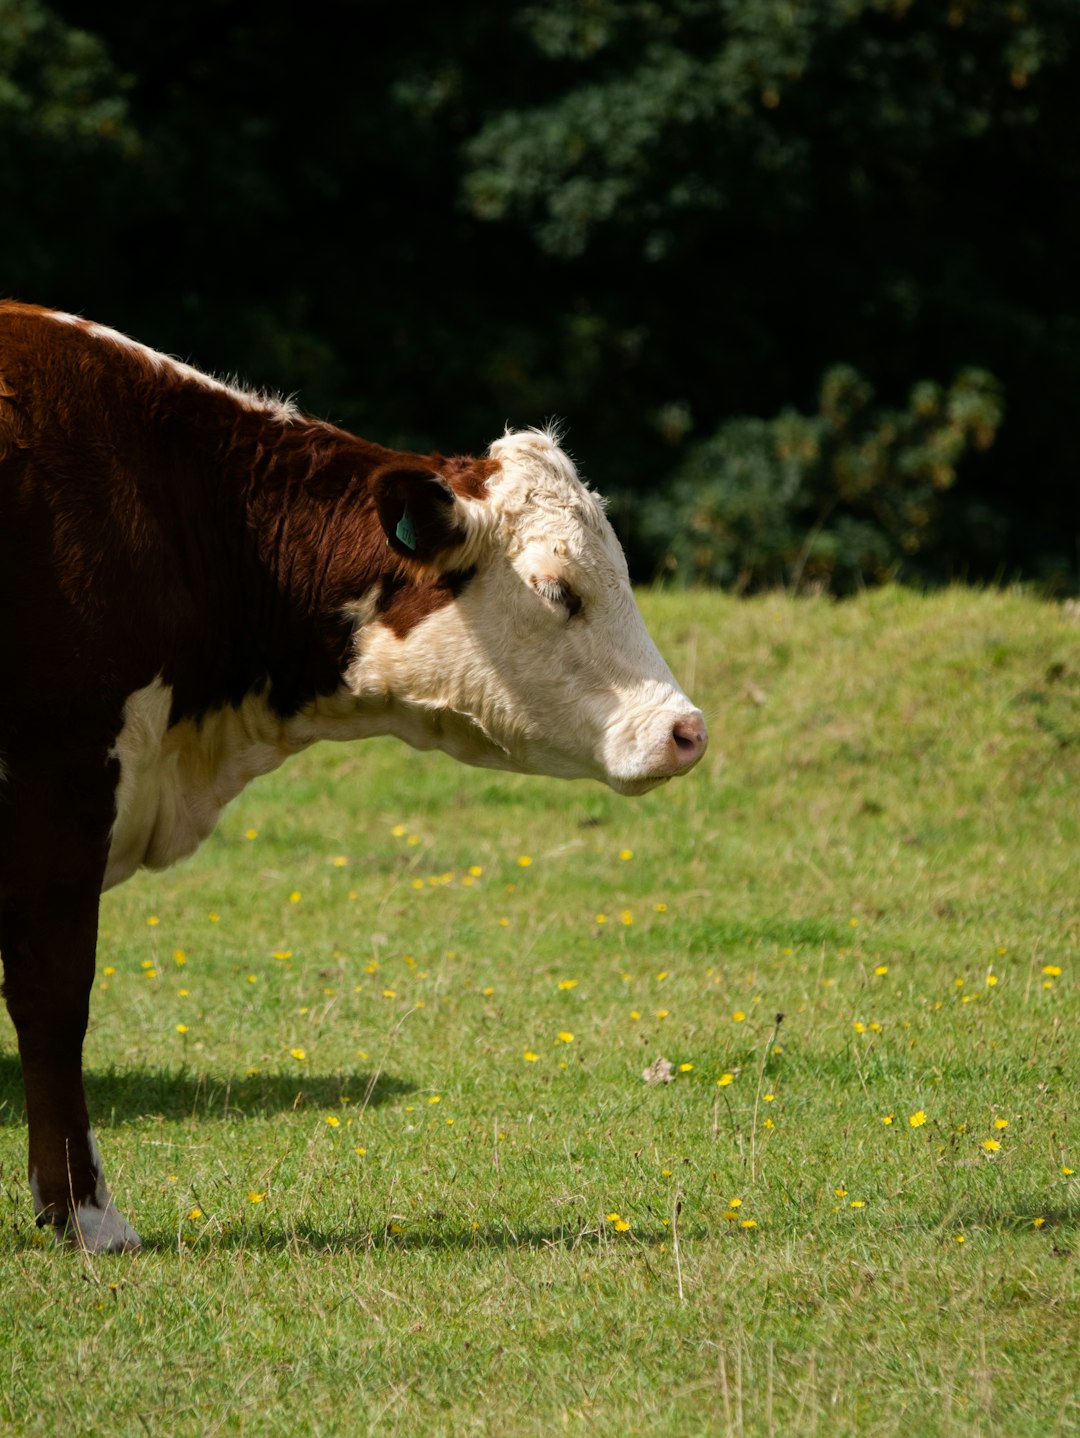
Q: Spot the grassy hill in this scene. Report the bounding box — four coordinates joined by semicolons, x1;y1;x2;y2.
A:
0;586;1076;1436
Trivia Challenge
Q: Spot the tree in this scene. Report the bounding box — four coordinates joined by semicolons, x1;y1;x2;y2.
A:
0;0;136;293
460;0;1080;587
6;0;1080;589
645;364;1004;592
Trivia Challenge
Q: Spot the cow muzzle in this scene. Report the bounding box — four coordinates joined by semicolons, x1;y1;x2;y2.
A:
600;705;709;795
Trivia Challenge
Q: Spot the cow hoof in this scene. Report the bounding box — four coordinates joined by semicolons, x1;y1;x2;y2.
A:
65;1202;143;1254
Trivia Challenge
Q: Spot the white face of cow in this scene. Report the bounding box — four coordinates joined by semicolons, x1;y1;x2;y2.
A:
347;428;707;795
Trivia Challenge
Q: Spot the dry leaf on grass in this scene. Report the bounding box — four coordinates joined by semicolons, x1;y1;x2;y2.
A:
642;1056;675;1085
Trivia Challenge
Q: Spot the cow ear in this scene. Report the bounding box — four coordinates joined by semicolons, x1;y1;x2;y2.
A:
371;466;470;566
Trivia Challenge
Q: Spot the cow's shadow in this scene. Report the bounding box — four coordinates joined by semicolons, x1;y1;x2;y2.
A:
0;1052;411;1125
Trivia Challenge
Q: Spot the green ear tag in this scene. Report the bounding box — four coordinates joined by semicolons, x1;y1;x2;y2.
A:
395;506;417;551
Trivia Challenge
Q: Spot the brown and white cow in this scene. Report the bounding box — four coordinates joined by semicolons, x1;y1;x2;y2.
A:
0;301;706;1252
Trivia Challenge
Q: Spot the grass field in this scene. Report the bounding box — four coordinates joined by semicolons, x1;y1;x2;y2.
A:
0;586;1077;1436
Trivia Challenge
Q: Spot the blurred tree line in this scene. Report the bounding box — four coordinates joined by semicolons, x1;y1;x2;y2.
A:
2;0;1077;591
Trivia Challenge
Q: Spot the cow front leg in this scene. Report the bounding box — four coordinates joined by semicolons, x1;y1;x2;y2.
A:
0;887;141;1253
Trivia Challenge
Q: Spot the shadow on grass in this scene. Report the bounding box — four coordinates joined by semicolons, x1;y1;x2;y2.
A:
28;1202;1078;1259
0;1053;412;1125
151;1212;1079;1260
134;1219;703;1257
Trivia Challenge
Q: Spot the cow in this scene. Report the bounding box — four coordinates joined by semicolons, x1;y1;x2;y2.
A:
0;301;707;1252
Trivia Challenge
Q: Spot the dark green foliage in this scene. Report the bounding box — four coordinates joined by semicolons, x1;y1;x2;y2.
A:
0;0;136;292
648;364;1004;592
3;0;1078;590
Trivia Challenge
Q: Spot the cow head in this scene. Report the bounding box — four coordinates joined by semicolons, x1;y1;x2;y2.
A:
350;427;707;795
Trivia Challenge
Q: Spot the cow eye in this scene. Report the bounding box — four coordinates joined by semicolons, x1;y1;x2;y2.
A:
532;574;582;618
561;585;583;618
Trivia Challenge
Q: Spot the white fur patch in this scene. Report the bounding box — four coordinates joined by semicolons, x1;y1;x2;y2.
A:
105;669;386;887
106;678;291;887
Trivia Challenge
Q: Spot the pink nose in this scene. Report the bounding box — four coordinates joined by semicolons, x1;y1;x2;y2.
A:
670;712;708;772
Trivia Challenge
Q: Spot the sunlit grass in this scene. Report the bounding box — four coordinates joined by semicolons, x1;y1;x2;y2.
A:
0;586;1077;1436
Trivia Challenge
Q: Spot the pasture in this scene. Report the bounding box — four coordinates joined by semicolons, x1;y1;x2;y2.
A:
0;585;1076;1436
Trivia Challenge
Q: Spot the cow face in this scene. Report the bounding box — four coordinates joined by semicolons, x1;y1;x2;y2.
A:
351;429;707;794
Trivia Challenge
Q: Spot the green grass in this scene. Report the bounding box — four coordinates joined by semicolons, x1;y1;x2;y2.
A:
1;585;1077;1436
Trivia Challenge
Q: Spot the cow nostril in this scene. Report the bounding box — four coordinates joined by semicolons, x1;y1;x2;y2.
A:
673;723;695;752
671;714;707;767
